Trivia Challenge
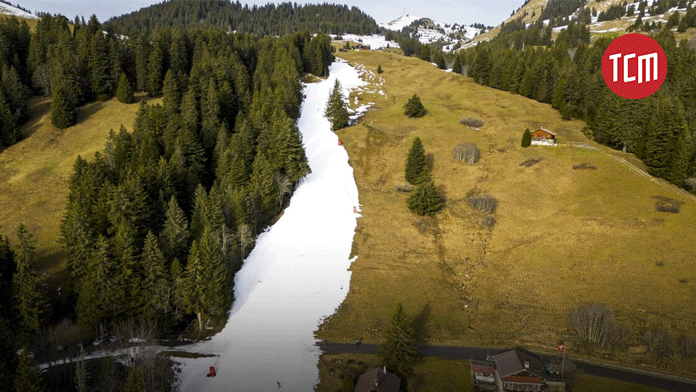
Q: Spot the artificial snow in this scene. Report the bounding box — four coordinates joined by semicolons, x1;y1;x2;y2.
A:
174;60;366;391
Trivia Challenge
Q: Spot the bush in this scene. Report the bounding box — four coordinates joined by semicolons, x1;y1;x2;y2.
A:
482;215;496;228
459;117;484;128
643;328;672;357
404;94;427;118
572;163;597;170
685;177;696;192
519;158;542;167
453;142;480;164
680;334;696;358
468;194;497;213
652;195;683;213
570;303;615;348
377;64;383;74
521;128;532;148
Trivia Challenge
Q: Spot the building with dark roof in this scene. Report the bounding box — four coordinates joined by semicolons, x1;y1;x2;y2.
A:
491;349;549;392
354;366;401;392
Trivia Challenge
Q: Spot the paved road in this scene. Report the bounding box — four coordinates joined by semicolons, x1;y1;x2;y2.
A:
318;343;696;392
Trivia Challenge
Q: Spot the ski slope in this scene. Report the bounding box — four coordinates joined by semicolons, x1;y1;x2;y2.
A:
174;60;365;391
0;2;37;19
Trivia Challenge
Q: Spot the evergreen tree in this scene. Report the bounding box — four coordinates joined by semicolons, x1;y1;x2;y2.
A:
404;137;429;185
160;196;190;263
0;93;19;147
50;78;77;129
123;366;144;392
403;94;427;118
282;124;311;183
0;315;17;391
434;51;446;69
250;153;278;224
116;73;134;104
12;224;46;333
521;128;532;147
378;303;417;378
407;179;443;216
377;64;383;74
324;80;350;131
90;31;114;101
452;55;462;74
147;43;164;97
14;349;46;392
419;45;431;62
141;231;170;321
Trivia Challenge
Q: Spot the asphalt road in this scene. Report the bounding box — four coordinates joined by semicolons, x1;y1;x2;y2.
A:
318;343;696;392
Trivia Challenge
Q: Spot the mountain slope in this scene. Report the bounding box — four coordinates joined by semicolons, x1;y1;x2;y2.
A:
0;1;37;20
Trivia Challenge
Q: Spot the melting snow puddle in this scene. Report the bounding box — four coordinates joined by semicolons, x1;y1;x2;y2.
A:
174;60;367;391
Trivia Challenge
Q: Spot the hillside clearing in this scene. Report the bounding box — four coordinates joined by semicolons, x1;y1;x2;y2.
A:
0;93;158;300
317;49;696;377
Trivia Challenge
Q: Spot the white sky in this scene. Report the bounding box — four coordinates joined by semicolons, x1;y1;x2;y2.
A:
19;0;522;27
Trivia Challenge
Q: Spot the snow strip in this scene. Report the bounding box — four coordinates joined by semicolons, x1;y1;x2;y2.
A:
174;60;366;391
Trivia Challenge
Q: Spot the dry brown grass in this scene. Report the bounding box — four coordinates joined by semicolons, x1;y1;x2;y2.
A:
317;49;696;376
0;93;159;298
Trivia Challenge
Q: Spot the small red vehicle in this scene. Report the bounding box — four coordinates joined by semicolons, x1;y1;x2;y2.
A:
207;366;216;377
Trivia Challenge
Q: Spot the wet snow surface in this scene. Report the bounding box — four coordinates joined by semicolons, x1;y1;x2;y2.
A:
175;60;366;391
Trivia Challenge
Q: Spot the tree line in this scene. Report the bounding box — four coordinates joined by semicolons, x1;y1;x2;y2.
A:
456;20;696;189
106;0;379;37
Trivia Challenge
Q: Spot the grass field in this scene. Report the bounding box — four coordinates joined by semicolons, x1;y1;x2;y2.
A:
316;49;696;376
0;93;159;302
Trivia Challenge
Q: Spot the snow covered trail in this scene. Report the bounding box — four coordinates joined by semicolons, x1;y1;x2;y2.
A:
175;60;366;391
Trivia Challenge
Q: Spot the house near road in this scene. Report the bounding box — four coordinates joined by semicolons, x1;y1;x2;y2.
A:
354;366;401;392
472;349;565;392
531;128;556;146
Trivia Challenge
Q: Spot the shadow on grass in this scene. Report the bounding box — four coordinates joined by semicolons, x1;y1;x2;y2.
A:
21;97;51;138
412;302;431;344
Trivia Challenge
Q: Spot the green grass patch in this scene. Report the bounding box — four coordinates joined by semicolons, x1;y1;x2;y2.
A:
575;374;667;392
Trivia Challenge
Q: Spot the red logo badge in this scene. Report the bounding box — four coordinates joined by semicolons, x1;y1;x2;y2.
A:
601;33;667;99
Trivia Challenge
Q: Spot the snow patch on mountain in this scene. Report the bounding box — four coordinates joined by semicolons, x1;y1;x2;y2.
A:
0;2;38;19
379;14;421;31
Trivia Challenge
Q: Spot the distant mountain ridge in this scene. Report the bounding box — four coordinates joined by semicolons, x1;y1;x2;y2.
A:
107;0;379;36
380;14;491;51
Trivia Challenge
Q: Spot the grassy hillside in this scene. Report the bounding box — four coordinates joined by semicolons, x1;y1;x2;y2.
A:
0;93;158;299
317;50;696;376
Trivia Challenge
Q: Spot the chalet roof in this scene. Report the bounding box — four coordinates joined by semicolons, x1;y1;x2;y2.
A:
504;375;545;384
354;367;401;392
492;349;548;380
533;128;556;136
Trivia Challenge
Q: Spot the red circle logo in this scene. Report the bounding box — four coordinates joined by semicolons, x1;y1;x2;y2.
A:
601;33;667;99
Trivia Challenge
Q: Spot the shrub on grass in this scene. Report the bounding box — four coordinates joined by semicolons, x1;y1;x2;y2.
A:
570;303;615;348
453;143;480;164
377;64;383;74
459;117;484;128
680;334;696;358
572;163;597;170
521;128;532;147
482;215;496;228
652;195;683;213
519;158;542;167
685;177;696;192
643;328;672;357
468;194;497;213
404;94;427;118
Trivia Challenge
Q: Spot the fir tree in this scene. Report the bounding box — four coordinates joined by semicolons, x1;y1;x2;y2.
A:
147;43;164;97
12;224;46;333
0;93;19;147
141;231;170;320
160;196;190;263
0;316;17;390
403;94;427;118
378;303;417;378
377;64;383;74
116;73;134;104
50;78;77;129
407;179;444;216
521;128;532;148
452;55;462;74
434;51;446;69
14;349;46;392
325;80;350;131
404;137;429;185
282;124;311;183
123;366;144;392
90;31;114;101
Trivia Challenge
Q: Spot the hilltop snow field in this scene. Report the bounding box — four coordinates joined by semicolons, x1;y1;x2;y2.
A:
174;60;366;392
0;2;37;19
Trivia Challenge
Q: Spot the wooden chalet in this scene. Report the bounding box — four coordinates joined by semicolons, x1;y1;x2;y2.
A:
491;350;549;392
531;128;556;146
354;367;401;392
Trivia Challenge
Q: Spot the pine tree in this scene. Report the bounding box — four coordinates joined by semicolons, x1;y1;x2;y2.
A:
403;94;427;118
378;303;417;378
90;31;114;101
160;196;190;263
521;128;532;148
12;224;46;333
74;346;87;392
14;349;46;392
0;93;19;147
377;64;383;74
282;124;311;183
404;137;429;185
147;43;164;97
325;80;350;131
116;73;134;104
452;55;462;74
50;78;77;129
141;231;170;320
0;315;17;390
123;366;144;392
434;52;446;69
407;179;444;216
250;153;278;224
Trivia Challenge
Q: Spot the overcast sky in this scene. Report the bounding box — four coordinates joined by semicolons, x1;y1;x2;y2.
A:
19;0;522;27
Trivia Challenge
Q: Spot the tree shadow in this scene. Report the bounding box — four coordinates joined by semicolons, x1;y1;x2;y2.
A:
76;101;107;124
411;302;431;344
426;153;434;171
21;97;51;138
